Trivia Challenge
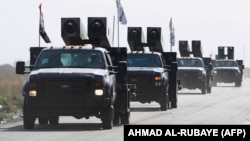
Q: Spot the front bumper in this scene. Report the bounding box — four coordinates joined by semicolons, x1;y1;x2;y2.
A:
25;96;109;117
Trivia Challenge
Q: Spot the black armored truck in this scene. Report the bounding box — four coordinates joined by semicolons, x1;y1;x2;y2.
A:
212;46;244;87
15;17;134;129
126;27;179;110
177;40;213;94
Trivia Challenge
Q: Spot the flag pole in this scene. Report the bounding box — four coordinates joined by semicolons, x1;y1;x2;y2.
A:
169;17;175;52
112;15;115;46
117;5;120;47
116;0;127;47
38;3;42;47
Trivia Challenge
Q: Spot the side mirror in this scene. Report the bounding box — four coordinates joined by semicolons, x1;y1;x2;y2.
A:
16;61;25;74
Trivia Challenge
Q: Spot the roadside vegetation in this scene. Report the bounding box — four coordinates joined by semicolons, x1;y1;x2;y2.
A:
0;64;27;122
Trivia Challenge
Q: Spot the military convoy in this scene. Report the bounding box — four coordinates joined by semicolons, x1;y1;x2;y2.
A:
126;27;179;110
15;15;181;130
211;46;244;87
14;10;245;131
177;40;213;94
15;17;135;129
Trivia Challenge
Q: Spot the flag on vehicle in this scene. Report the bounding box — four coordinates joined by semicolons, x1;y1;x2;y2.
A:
169;17;175;46
39;3;51;43
115;0;127;24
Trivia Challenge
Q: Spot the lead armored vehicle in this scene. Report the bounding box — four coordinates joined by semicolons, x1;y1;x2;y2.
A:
16;17;134;129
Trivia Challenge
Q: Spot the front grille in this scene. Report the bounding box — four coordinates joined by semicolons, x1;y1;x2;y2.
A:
217;69;237;76
127;71;154;91
39;75;94;97
177;70;201;79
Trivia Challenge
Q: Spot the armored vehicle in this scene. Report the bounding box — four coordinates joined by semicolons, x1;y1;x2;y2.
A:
212;46;244;87
126;27;178;110
177;40;213;94
15;17;134;130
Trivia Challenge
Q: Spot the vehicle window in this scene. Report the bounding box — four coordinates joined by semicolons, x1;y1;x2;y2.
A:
177;59;203;67
127;54;162;67
214;61;238;67
35;50;105;69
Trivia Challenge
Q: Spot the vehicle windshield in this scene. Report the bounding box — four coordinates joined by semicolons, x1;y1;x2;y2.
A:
177;58;203;67
214;60;238;67
35;50;105;69
127;54;162;67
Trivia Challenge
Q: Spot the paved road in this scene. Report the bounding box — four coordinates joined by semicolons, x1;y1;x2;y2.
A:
1;78;250;141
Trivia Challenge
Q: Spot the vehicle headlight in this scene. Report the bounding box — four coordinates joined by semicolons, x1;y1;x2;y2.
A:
213;70;217;74
29;90;37;97
28;82;37;97
95;89;103;96
94;81;104;96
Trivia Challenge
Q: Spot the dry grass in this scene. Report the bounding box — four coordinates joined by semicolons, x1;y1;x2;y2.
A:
0;64;27;121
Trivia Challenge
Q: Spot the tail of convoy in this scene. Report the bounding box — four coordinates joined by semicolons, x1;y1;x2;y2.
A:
126;26;179;110
212;46;244;86
15;17;135;130
177;40;213;94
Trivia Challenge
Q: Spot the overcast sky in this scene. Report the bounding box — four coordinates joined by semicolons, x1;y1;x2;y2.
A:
1;0;250;67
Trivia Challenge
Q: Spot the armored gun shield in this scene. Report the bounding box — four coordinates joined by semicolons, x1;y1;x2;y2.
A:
88;17;112;48
218;46;225;59
203;57;212;67
227;46;234;60
61;18;88;46
147;27;164;52
108;47;127;66
179;40;190;57
192;40;203;58
236;60;243;67
162;52;177;66
127;27;145;51
30;47;46;65
236;60;244;73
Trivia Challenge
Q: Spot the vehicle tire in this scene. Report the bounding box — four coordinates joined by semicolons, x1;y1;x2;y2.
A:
101;105;114;129
121;112;130;125
235;81;241;87
38;117;49;125
207;77;212;93
201;85;207;94
23;98;35;129
171;99;177;108
160;94;168;111
113;113;120;126
207;86;211;93
49;116;59;125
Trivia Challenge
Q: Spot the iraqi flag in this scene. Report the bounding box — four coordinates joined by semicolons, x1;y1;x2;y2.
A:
39;3;51;43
